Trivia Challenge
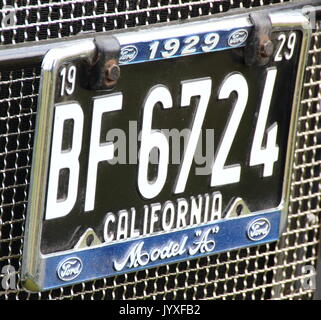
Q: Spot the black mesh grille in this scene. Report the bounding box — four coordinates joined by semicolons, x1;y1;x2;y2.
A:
2;0;321;300
0;0;290;45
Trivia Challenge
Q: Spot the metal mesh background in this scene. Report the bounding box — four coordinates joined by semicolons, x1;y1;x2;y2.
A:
1;0;321;300
0;0;290;45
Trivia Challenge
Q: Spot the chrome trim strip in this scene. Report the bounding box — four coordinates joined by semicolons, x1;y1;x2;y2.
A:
21;40;96;291
117;17;251;45
269;10;312;300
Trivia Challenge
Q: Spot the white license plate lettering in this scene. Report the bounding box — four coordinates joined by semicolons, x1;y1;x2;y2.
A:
46;70;279;219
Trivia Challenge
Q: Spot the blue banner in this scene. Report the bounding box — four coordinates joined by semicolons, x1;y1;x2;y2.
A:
42;210;280;290
119;27;251;65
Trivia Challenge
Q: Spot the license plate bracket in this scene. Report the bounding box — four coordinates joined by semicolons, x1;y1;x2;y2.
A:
21;10;311;291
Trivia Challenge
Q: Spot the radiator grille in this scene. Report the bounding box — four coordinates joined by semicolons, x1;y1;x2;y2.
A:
0;0;290;45
1;0;321;300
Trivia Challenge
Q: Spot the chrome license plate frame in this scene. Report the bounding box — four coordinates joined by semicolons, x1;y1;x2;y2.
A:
21;10;311;291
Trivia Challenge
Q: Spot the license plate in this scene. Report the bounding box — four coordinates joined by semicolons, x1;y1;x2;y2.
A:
22;10;310;291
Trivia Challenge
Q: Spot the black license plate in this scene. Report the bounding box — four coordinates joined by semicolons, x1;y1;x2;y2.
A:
22;10;310;291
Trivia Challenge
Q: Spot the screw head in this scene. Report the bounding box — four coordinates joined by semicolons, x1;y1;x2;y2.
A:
105;60;120;82
107;64;120;81
260;40;274;58
104;59;120;86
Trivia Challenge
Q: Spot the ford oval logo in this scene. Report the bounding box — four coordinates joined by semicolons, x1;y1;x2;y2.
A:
57;257;83;281
247;218;271;241
228;29;248;47
119;45;138;63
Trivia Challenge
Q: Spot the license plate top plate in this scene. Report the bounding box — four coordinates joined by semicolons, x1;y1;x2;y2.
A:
22;10;310;291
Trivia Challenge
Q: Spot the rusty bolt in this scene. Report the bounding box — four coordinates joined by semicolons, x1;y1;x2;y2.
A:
104;59;120;86
260;40;274;58
107;64;120;81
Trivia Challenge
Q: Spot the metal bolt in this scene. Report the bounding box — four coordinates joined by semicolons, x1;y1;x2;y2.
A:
107;64;120;81
105;60;120;86
260;40;274;58
86;234;94;247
